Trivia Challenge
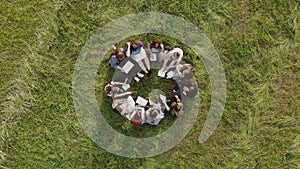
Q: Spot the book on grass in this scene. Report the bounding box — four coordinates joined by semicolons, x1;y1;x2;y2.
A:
136;96;148;106
166;71;175;79
157;69;166;77
122;61;134;74
122;84;130;91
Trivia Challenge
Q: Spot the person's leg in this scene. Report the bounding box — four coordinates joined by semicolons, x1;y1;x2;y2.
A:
143;57;150;71
137;61;148;74
158;52;164;62
162;54;169;69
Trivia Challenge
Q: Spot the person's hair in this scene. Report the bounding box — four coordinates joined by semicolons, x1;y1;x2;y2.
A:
184;71;194;79
190;67;196;75
116;51;125;60
149;109;158;119
170;101;183;116
150;39;162;49
133;111;141;120
131;40;140;49
173;52;180;58
110;48;121;58
105;85;112;94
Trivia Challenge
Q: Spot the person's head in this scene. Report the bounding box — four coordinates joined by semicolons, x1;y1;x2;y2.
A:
150;39;162;48
150;109;159;118
173;52;180;58
105;84;112;94
116;51;125;61
181;69;193;79
183;65;196;75
131;40;140;50
133;111;141;120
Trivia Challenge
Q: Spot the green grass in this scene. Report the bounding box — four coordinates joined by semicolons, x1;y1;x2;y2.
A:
1;0;299;168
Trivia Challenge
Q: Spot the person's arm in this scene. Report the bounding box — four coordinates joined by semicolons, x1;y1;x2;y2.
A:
126;42;131;57
130;109;137;119
113;91;133;99
175;95;181;103
160;96;170;111
109;56;119;69
182;86;190;96
162;53;171;70
111;81;126;86
148;43;152;55
165;59;179;70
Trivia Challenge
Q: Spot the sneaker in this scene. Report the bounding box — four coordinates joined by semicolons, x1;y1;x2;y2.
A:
168;89;175;93
137;72;144;78
134;77;140;82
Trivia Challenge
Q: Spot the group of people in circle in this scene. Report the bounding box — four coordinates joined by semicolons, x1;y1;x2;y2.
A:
104;39;198;126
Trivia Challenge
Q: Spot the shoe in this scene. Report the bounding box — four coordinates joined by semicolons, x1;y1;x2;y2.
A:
134;77;140;82
147;69;152;76
137;72;144;78
168;89;175;93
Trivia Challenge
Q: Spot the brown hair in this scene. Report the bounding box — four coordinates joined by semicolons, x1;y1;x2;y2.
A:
110;48;121;58
190;67;196;75
133;111;141;120
150;39;162;48
131;40;140;49
116;51;125;60
170;102;183;116
173;52;180;58
105;85;112;94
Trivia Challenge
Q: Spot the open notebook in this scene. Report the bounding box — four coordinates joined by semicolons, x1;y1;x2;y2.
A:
136;96;148;106
122;61;134;74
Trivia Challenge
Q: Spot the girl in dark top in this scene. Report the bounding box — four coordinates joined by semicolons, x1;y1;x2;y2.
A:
167;95;183;117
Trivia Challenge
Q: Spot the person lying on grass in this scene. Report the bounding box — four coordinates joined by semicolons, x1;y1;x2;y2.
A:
112;95;135;117
109;45;127;72
125;39;151;76
104;81;130;97
170;81;198;98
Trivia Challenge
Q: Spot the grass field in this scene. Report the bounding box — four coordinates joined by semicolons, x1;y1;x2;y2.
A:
1;0;300;168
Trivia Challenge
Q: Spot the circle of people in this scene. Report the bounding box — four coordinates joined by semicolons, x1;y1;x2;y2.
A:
105;39;198;126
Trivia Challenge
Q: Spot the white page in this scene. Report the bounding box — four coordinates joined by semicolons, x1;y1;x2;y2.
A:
150;53;157;61
136;96;148;106
157;69;166;77
134;50;147;62
122;61;134;74
122;84;130;91
166;71;175;79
